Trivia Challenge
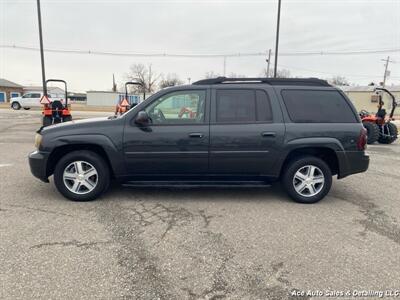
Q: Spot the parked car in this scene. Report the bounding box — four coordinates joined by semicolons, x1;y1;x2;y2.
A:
29;77;369;203
10;92;62;110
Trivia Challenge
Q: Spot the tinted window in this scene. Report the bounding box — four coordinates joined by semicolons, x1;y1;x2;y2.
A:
31;93;41;98
216;90;256;123
281;90;357;123
256;90;273;121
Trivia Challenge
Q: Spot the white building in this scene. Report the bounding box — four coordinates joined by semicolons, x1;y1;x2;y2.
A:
86;91;140;107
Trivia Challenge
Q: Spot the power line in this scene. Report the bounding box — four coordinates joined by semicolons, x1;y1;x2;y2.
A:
276;63;400;79
1;44;399;58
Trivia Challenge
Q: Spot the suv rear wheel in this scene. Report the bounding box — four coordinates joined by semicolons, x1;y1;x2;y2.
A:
282;156;332;204
53;150;110;201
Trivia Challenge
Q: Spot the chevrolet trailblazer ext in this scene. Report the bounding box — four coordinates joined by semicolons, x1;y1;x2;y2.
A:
29;77;369;203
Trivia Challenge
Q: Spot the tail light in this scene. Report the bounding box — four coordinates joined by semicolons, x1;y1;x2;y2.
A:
357;128;367;150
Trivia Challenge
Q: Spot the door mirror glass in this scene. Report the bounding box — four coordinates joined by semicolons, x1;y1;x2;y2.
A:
135;111;150;126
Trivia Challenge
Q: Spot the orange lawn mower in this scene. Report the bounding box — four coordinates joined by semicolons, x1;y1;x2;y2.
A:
359;87;398;144
115;81;144;116
40;79;72;127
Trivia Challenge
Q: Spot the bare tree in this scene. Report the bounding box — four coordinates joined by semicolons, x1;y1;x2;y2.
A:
126;63;161;93
228;72;247;78
204;71;221;79
159;73;184;89
329;76;350;86
261;68;291;78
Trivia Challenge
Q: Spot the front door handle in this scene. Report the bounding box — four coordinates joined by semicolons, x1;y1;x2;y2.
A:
261;131;276;137
189;132;204;138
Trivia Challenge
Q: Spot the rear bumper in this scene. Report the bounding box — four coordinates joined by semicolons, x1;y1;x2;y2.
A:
28;150;50;182
337;151;369;179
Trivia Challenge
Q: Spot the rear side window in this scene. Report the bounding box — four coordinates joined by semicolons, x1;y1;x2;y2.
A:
281;90;357;123
216;89;273;123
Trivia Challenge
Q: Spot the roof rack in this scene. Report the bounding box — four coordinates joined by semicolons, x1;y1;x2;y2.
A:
192;77;331;87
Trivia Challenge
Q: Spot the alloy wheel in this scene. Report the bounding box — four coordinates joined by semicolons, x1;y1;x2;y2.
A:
292;165;325;197
63;161;98;195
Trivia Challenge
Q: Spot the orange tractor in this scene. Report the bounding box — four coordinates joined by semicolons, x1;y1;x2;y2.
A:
360;87;398;144
115;81;144;116
40;79;72;127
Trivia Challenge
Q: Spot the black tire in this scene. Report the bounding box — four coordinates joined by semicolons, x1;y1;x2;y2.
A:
53;150;110;201
23;107;31;110
11;102;21;110
43;116;53;127
362;122;379;144
63;115;72;122
378;122;398;144
282;156;332;204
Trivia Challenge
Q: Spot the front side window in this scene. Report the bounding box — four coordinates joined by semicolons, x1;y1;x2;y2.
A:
145;90;206;124
31;93;41;98
22;93;31;98
281;89;357;123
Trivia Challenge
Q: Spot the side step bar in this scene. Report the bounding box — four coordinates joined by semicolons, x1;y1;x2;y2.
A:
122;181;271;188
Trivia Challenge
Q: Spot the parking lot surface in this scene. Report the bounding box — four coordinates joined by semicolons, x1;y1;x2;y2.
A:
1;109;400;299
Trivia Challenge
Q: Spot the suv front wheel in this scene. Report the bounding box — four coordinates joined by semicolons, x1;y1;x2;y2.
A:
53;150;110;201
11;102;21;110
282;156;332;204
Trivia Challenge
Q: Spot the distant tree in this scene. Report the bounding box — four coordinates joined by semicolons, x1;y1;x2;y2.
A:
204;71;221;79
126;63;161;93
159;73;184;89
261;68;291;78
228;72;247;78
329;76;350;86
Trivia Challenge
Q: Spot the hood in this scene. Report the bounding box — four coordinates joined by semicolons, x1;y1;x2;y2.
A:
40;116;114;134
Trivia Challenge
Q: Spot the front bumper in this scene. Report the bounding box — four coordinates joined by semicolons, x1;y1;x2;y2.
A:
28;150;50;182
337;151;370;179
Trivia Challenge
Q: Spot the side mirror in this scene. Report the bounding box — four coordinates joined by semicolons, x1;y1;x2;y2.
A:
135;111;150;126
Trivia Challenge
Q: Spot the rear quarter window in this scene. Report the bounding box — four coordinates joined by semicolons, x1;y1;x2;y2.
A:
281;89;357;123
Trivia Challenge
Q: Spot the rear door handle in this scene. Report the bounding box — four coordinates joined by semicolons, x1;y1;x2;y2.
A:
189;132;204;138
261;131;276;137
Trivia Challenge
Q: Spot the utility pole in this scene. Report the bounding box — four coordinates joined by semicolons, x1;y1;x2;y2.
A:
36;0;47;96
187;77;191;84
273;0;282;78
266;49;272;77
381;56;394;87
223;56;227;76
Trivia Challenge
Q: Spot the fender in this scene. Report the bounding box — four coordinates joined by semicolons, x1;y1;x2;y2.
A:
285;137;344;151
48;134;126;176
272;137;345;177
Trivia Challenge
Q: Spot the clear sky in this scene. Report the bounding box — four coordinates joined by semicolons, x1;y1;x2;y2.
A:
1;0;399;92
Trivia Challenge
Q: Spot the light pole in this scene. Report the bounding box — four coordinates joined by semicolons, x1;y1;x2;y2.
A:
273;0;282;78
36;0;47;96
266;49;271;77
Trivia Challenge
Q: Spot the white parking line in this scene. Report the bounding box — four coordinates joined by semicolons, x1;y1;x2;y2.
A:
0;164;13;168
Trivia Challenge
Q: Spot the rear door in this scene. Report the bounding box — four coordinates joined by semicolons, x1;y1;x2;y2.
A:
30;92;42;107
209;86;285;175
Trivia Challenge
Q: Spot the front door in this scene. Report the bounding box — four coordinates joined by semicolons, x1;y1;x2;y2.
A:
209;87;285;176
123;89;210;176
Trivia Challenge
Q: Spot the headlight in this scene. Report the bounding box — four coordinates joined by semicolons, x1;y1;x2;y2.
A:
34;133;42;149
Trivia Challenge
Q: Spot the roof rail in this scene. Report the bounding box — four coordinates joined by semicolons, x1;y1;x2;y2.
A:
192;77;331;87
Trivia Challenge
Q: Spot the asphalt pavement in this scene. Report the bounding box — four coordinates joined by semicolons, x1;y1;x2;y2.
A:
1;108;400;300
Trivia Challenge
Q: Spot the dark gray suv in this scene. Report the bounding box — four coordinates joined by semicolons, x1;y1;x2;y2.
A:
29;77;369;203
